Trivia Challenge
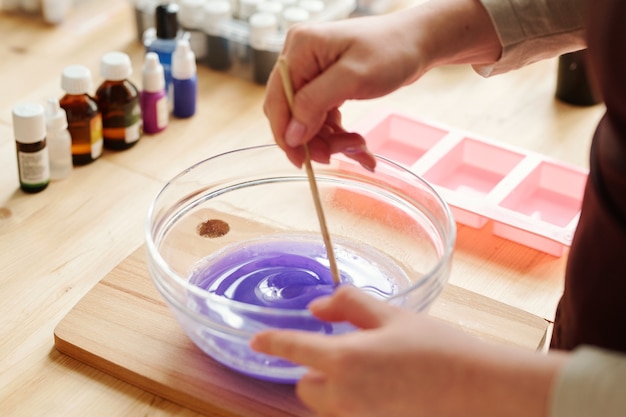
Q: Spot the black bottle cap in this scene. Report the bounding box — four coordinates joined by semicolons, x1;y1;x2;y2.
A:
155;3;180;40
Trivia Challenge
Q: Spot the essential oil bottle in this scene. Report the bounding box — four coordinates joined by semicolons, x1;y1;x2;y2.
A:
95;52;143;150
45;97;73;180
172;38;197;118
249;12;279;85
178;0;207;62
12;103;50;194
132;0;159;43
145;3;181;90
60;65;103;165
203;0;233;71
141;52;169;134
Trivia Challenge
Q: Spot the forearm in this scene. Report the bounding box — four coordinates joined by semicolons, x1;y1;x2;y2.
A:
454;344;626;417
395;0;502;83
446;342;569;417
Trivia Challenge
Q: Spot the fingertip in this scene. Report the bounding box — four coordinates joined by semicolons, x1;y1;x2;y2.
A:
286;147;306;168
360;156;377;172
250;330;287;355
307;294;333;314
346;148;376;172
305;285;359;322
307;140;331;164
285;119;307;147
249;332;268;352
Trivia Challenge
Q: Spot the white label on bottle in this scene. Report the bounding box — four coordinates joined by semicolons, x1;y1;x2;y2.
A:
91;115;103;159
125;120;142;144
156;96;169;129
18;147;50;185
91;139;102;159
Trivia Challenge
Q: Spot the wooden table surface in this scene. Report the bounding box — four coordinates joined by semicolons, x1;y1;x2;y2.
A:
0;1;606;416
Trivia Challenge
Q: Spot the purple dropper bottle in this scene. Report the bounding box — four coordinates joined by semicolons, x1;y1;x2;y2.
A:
141;52;169;134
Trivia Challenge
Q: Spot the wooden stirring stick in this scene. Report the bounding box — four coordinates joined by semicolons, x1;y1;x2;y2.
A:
277;57;341;285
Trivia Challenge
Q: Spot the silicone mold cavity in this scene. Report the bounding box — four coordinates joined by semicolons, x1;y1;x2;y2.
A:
423;137;525;197
497;161;587;227
363;113;448;166
352;110;588;256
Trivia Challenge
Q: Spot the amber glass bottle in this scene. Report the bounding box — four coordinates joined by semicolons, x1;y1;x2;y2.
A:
60;65;103;165
95;52;142;150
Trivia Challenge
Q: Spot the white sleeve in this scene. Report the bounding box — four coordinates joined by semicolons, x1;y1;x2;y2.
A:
474;0;587;76
550;346;626;417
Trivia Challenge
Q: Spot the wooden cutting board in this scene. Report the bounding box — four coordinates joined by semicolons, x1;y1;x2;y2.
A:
54;246;548;417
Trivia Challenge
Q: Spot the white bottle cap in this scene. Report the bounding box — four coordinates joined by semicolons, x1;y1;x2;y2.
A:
282;6;309;29
12;103;46;144
250;11;278;28
172;39;197;80
203;0;232;35
61;65;93;95
256;1;283;17
136;0;159;12
298;0;323;17
278;0;297;8
100;51;133;81
42;0;71;24
142;52;166;93
179;0;206;29
239;0;262;20
249;12;278;49
45;97;68;131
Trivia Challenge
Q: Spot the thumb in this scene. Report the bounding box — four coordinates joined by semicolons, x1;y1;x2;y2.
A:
308;285;400;329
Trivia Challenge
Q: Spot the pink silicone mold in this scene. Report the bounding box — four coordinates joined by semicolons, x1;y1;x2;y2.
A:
352;111;589;256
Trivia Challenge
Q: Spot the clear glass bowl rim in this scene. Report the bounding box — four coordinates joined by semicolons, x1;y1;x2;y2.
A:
145;144;457;319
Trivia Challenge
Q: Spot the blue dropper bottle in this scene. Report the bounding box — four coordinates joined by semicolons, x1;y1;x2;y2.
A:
172;38;197;118
146;3;180;92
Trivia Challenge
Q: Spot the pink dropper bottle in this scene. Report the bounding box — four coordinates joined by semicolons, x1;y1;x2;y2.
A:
140;52;169;134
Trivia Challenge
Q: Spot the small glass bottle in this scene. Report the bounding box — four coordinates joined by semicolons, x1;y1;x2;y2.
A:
172;39;198;118
60;65;103;165
42;0;71;24
281;6;309;31
95;52;143;150
203;0;233;71
297;0;323;18
133;0;159;43
12;103;50;194
555;50;601;106
141;52;169;134
145;3;181;90
45;97;73;180
256;1;283;21
239;0;262;20
179;0;208;62
249;12;279;85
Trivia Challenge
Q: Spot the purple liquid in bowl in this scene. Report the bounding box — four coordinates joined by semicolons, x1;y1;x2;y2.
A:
186;234;409;382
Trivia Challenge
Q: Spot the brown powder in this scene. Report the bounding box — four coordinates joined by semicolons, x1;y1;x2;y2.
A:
197;219;230;238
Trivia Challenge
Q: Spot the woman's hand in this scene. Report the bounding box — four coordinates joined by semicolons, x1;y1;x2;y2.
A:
262;0;502;170
263;11;426;169
251;285;483;416
251;285;566;417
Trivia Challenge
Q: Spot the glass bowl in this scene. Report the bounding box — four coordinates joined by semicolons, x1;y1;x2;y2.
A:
145;144;456;383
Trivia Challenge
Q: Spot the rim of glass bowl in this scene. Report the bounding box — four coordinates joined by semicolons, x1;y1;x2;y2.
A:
145;144;457;323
